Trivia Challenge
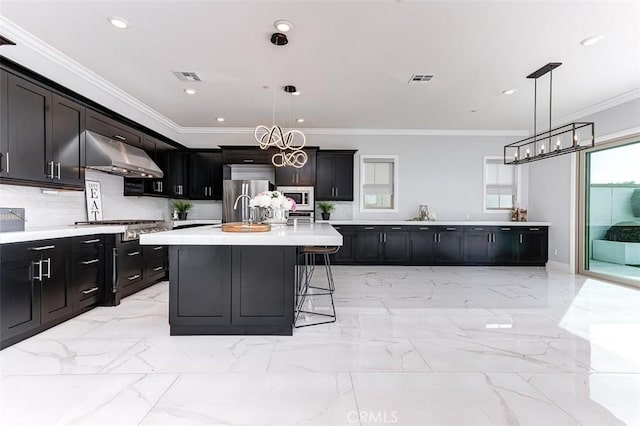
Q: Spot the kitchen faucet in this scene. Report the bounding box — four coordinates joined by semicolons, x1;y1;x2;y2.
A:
233;194;253;223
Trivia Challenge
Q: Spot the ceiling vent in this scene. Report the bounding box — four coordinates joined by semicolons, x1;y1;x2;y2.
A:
408;74;434;84
172;71;204;82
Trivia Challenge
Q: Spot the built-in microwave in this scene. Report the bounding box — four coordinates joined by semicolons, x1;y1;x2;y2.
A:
277;186;314;211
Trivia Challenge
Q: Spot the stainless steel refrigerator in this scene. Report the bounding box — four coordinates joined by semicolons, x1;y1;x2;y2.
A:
222;180;272;223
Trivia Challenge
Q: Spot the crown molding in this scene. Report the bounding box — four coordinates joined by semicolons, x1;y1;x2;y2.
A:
179;126;529;137
0;17;181;134
555;88;640;126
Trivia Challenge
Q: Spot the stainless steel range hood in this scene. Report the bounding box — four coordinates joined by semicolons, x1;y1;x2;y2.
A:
85;131;164;178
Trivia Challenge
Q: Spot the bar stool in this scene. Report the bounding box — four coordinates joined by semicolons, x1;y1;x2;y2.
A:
294;246;339;328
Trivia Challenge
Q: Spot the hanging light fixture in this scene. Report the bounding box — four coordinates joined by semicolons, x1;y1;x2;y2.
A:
503;62;594;165
254;31;307;168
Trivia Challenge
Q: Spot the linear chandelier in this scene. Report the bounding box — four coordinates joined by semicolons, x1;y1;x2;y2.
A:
504;62;595;165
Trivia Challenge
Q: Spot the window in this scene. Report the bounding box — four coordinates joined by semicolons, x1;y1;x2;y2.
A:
483;156;518;211
360;155;398;212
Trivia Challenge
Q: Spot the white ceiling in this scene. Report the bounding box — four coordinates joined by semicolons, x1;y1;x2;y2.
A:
2;0;639;132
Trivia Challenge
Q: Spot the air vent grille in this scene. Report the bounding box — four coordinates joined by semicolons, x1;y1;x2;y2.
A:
408;74;434;84
172;71;203;82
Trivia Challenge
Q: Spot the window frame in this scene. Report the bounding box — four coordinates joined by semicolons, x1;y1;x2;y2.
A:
482;155;520;213
359;154;399;213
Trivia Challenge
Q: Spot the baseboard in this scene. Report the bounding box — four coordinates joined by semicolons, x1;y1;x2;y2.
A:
546;261;574;273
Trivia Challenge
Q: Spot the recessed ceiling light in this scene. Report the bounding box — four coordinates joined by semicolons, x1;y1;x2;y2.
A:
296;118;305;123
216;117;225;122
502;89;516;95
108;17;129;29
274;20;293;32
292;91;301;96
580;34;604;46
184;88;196;95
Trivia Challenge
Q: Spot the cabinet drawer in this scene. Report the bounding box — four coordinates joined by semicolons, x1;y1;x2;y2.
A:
71;235;103;250
118;241;142;267
120;266;144;289
86;110;142;147
143;245;166;259
222;149;274;164
146;257;167;282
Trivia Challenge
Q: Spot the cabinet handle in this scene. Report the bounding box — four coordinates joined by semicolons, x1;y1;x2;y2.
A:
83;239;101;244
127;251;140;256
419;227;429;230
529;228;540;231
492;233;496;243
5;152;9;174
473;228;484;231
81;259;100;265
113;135;126;141
519;234;523;244
243;159;254;163
433;233;437;243
364;227;375;230
160;181;163;192
335;187;339;197
128;274;141;281
438;233;441;243
379;232;383;243
383;232;387;243
82;287;99;295
391;227;402;230
153;246;164;251
488;233;491;243
30;245;56;251
501;228;512;231
32;260;43;281
42;258;51;278
47;161;55;178
446;227;456;231
56;162;61;180
153;266;163;271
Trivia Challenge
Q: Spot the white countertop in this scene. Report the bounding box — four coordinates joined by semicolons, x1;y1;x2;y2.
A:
140;223;343;246
172;219;222;228
0;225;127;245
316;220;551;226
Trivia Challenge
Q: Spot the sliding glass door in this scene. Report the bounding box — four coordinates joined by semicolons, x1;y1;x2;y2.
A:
581;139;640;286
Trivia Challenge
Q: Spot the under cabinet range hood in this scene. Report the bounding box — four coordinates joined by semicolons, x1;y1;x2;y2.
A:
85;131;164;178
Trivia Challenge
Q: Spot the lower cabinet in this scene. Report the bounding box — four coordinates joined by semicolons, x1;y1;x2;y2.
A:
1;239;72;348
70;235;104;311
333;225;548;266
169;245;295;335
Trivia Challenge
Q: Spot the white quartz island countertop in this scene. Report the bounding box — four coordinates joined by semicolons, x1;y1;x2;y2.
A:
316;220;551;226
140;223;343;246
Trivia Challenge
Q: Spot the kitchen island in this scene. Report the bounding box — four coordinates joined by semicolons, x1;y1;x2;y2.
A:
139;223;342;336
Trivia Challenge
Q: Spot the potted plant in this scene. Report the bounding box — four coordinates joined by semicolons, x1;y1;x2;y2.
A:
632;188;640;217
317;201;335;220
172;200;193;221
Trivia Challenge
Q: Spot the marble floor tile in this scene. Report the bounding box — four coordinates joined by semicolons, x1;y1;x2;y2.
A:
350;372;579;426
0;373;176;425
411;337;592;373
340;313;470;338
0;338;140;375
268;337;431;372
522;373;639;425
102;336;275;373
140;372;357;425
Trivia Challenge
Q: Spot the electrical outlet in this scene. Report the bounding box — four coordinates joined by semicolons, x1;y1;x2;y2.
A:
553;248;558;255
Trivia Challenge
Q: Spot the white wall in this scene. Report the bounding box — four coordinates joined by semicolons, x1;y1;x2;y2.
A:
527;98;640;270
181;132;526;221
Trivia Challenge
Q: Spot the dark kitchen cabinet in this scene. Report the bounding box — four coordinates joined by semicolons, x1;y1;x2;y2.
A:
491;227;517;264
118;239;145;298
330;226;355;264
51;94;85;187
70;235;104;311
354;226;411;264
222;147;275;165
433;227;463;264
355;226;384;262
0;238;71;348
143;244;168;284
1;72;51;183
516;227;548;265
85;109;142;147
463;227;492;263
162;150;189;198
383;227;411;263
189;150;222;200
316;150;356;201
275;148;317;186
410;227;436;264
0;72;85;188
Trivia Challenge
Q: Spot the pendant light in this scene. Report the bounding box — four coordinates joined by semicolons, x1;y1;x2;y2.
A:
504;62;594;165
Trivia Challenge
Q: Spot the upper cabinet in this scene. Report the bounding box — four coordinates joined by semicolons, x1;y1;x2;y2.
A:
316;150;356;201
189;150;223;200
0;71;84;188
85;109;142;147
161;149;189;198
221;147;275;165
275;148;317;186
